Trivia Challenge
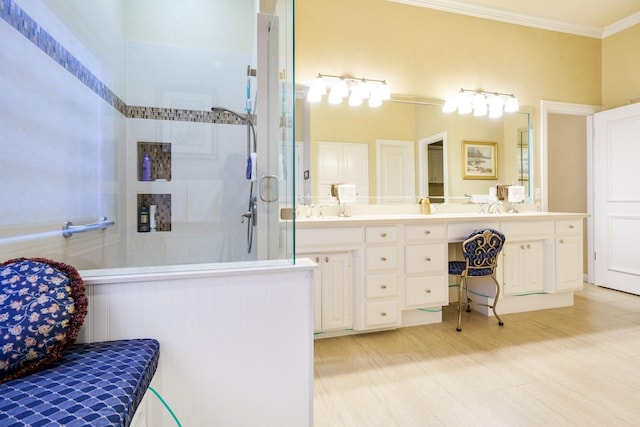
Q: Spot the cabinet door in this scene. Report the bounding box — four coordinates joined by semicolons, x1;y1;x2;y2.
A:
320;252;353;331
502;241;544;295
554;235;584;292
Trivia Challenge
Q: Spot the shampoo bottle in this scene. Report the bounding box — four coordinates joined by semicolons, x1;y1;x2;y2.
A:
138;204;150;232
141;153;152;181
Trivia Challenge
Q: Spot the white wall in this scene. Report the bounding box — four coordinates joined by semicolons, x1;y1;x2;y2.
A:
0;1;261;268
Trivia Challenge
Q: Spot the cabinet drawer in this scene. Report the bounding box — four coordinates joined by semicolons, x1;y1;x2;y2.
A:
448;221;499;242
405;275;447;307
366;274;399;299
365;299;399;328
405;224;445;242
556;219;582;235
501;221;554;238
405;244;445;274
366;246;398;271
366;226;398;244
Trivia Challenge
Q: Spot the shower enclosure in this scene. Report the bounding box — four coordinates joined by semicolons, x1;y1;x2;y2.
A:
0;0;295;269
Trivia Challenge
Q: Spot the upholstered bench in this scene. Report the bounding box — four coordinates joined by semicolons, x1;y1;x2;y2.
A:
0;338;160;427
1;258;161;427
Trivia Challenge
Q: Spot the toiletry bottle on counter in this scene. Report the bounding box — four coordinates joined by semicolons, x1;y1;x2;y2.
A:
138;204;150;232
419;198;431;214
141;153;152;181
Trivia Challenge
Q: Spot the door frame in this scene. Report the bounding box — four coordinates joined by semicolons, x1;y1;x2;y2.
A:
540;100;601;282
418;131;448;201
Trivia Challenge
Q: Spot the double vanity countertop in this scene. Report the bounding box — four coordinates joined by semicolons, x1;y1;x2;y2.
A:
295;211;588;228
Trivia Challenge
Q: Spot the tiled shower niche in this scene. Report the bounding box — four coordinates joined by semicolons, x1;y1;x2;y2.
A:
137;194;172;232
138;142;171;181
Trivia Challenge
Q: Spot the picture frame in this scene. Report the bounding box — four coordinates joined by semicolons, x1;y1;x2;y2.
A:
462;141;497;180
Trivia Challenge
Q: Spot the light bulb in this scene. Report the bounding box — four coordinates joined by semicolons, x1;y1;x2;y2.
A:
442;98;457;113
307;90;322;103
309;76;326;96
488;94;503;118
335;78;349;98
456;91;472;115
368;94;382;108
353;80;370;99
348;91;363;106
328;87;342;104
472;92;487;117
504;96;519;112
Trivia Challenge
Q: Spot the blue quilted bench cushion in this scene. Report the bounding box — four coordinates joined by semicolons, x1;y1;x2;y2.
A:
0;338;160;427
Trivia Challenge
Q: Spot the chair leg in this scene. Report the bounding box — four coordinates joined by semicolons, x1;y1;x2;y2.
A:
456;277;465;331
491;276;504;326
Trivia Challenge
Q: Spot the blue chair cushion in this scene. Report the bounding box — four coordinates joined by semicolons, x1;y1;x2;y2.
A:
0;258;88;383
0;339;160;427
448;260;494;276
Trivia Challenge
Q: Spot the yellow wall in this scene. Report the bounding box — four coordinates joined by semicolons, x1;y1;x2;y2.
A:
295;0;602;107
602;24;640;109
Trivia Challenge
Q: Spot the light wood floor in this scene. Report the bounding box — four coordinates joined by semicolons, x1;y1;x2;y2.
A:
314;284;640;426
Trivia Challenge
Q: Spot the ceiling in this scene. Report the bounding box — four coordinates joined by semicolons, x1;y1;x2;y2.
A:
390;0;640;38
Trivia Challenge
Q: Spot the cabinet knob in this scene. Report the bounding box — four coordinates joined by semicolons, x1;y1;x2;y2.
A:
380;284;387;289
526;244;531;249
381;256;387;261
425;257;431;262
424;230;431;235
425;289;431;294
559;239;564;244
381;232;387;238
315;256;320;263
569;225;575;229
380;312;387;317
520;245;525;250
325;256;329;263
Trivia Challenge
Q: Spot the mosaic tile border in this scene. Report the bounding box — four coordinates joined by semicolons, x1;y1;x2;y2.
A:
1;0;245;125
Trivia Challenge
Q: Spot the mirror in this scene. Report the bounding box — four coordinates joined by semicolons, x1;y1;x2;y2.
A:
297;95;532;205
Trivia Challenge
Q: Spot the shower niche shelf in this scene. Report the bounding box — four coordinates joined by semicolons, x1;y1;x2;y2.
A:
138;142;171;182
137;194;171;232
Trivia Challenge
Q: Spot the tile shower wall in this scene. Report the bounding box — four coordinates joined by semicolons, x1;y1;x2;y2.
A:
0;0;255;268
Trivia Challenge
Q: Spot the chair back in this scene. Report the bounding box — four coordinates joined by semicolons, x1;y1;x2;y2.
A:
462;229;505;275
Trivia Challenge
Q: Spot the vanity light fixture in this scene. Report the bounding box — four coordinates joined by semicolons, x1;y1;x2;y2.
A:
443;88;519;118
307;73;391;108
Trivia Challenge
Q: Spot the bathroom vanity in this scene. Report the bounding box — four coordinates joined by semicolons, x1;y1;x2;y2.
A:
296;210;587;338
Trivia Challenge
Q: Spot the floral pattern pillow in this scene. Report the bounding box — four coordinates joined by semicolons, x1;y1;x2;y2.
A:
0;258;88;383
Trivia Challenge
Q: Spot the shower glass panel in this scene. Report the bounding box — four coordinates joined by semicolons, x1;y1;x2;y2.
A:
0;0;295;269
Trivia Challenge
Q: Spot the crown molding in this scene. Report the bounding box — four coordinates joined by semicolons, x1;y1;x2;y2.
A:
389;0;605;38
603;11;640;38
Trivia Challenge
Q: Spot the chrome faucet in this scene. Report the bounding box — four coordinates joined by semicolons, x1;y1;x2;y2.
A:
488;200;503;214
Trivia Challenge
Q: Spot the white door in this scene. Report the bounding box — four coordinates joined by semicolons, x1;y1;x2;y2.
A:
376;139;415;204
317;141;369;203
593;102;640;295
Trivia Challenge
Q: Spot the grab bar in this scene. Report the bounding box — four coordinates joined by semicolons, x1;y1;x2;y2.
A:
62;217;115;238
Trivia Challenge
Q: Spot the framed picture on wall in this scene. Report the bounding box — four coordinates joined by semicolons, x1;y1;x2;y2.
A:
462;141;497;179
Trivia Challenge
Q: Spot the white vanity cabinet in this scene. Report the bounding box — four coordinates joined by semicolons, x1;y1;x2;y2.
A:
296;227;361;333
550;219;584;292
502;240;545;295
500;221;553;296
404;224;448;308
307;252;353;332
295;211;586;338
363;226;401;329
